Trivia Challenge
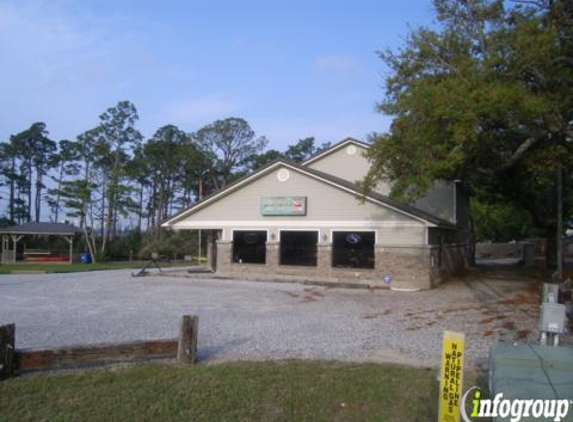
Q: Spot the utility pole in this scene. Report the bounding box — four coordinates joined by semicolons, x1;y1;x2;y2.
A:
557;167;563;281
198;180;203;265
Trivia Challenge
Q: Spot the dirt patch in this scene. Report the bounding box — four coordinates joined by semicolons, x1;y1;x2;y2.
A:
362;309;392;319
501;321;516;330
304;287;324;297
479;315;506;324
514;330;530;340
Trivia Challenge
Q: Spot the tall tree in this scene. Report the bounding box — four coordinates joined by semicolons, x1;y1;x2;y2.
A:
245;149;283;170
47;139;78;222
141;125;200;233
9;123;57;222
364;0;572;266
194;117;267;190
92;101;143;253
0;142;18;223
283;137;331;162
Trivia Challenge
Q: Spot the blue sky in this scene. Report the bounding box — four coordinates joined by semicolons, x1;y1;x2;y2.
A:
0;0;436;151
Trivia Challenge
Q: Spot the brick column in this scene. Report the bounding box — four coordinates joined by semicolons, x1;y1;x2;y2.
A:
317;243;332;276
266;241;279;270
216;241;232;274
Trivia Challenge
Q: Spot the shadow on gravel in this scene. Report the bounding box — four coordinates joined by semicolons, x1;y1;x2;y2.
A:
198;337;251;362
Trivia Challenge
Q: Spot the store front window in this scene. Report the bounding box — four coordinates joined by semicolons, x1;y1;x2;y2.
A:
332;231;375;269
233;230;267;264
280;231;317;266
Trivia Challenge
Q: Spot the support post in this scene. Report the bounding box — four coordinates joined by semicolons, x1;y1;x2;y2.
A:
198;229;202;264
10;235;23;264
177;315;198;364
0;323;15;380
64;236;74;264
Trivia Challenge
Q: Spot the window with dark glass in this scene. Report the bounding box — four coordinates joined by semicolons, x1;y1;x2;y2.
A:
233;230;267;264
279;231;317;266
332;231;375;269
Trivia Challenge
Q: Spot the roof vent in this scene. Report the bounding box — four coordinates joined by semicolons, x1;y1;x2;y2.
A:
277;169;290;182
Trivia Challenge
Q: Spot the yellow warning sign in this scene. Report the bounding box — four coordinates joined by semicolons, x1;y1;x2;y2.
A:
438;330;465;422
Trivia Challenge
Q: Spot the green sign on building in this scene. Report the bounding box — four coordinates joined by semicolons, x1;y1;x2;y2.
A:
260;196;307;216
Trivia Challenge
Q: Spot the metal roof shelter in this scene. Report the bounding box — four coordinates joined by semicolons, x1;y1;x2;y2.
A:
0;222;83;264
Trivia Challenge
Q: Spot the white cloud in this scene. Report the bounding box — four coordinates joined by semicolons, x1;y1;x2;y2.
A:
314;54;364;72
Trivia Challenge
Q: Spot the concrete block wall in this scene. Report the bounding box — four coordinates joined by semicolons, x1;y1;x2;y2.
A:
475;242;521;259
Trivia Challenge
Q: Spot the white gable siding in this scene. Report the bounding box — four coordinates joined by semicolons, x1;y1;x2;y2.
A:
170;165;426;244
306;144;392;195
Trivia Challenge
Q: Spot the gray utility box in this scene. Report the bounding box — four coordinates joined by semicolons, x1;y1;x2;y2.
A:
540;302;567;334
543;283;560;303
490;343;573;422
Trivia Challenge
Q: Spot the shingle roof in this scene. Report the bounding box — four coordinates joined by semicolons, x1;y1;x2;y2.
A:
301;137;370;166
0;222;83;235
297;163;457;229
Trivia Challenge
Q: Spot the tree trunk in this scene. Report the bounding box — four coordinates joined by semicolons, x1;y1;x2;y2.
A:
27;162;32;222
35;172;42;222
9;158;15;223
545;228;557;269
467;211;477;267
54;161;64;222
138;184;143;233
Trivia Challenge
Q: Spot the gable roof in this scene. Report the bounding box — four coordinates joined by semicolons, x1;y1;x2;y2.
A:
301;137;370;166
0;222;83;235
162;158;456;229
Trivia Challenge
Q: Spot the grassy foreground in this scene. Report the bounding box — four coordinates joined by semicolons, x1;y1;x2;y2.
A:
0;361;439;422
0;262;176;274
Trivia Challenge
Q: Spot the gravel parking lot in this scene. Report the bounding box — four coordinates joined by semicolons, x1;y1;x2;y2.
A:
0;267;543;367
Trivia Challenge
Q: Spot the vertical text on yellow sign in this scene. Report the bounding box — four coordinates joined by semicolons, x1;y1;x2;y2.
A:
438;330;466;422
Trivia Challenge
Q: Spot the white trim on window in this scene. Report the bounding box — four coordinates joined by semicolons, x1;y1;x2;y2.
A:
277;228;320;243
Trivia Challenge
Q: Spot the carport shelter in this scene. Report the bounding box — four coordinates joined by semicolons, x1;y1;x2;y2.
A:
0;222;83;264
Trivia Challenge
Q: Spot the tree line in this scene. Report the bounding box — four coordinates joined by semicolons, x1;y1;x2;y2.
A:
0;101;329;260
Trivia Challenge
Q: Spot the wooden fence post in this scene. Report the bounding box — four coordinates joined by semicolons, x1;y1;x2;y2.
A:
177;315;198;364
0;323;15;380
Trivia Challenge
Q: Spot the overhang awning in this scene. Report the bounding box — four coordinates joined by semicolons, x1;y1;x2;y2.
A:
0;222;83;236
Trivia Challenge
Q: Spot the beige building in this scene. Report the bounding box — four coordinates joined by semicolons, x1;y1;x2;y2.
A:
162;138;468;290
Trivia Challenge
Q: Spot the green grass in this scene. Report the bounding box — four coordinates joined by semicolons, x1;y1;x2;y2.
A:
0;360;440;422
0;262;178;274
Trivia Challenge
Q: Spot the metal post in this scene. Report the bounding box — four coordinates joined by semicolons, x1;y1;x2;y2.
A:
557;167;563;281
197;179;204;265
198;229;202;264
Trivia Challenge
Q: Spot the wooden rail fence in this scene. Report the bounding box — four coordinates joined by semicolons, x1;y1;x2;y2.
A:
0;315;198;379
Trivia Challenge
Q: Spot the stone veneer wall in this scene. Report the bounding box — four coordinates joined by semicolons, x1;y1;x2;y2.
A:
216;241;467;290
429;244;469;287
